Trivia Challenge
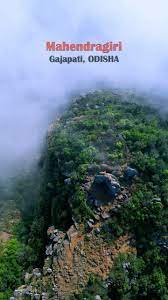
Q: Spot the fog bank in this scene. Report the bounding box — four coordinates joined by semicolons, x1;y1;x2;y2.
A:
0;0;168;176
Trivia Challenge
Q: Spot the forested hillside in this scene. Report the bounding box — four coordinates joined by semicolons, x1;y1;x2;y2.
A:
1;91;168;299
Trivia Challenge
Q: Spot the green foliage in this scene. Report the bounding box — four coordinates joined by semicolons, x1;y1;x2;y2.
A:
0;239;24;299
72;186;94;222
72;275;109;300
108;253;168;299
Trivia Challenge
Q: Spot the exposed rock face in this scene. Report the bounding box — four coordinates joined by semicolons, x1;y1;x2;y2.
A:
12;224;135;300
0;231;12;242
94;173;120;197
124;167;138;180
87;172;121;207
95;296;102;300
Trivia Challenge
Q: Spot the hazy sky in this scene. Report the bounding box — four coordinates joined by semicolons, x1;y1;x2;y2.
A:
0;0;168;176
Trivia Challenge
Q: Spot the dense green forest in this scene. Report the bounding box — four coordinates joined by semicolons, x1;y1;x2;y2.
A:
0;91;168;299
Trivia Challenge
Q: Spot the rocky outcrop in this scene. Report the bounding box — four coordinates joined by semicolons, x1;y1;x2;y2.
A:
84;172;121;207
124;167;138;180
11;168;135;299
93;173;120;197
12;223;135;300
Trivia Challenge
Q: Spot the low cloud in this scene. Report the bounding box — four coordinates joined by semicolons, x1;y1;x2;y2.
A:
0;0;168;176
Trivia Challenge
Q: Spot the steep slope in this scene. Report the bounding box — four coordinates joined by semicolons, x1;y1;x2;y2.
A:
11;91;168;299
